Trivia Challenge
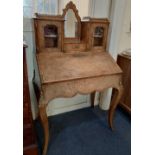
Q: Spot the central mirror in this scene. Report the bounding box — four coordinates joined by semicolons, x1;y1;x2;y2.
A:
64;9;77;38
62;1;81;42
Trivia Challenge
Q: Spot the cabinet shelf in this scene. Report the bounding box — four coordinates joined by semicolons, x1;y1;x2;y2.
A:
44;34;57;38
93;35;103;38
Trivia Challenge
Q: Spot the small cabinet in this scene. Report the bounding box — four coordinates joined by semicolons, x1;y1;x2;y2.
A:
91;22;109;51
81;18;109;52
34;15;64;53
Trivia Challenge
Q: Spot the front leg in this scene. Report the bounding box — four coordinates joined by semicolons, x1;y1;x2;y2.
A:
39;103;49;155
108;86;123;130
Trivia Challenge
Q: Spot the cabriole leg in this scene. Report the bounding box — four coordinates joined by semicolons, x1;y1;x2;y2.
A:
39;103;49;155
108;86;123;130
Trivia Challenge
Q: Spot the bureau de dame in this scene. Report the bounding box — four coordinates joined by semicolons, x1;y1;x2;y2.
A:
33;1;123;155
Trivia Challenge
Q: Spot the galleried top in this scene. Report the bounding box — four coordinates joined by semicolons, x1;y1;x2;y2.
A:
34;1;110;53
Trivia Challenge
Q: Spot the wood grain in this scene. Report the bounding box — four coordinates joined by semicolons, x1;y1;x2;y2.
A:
37;51;122;84
40;74;122;104
64;42;86;52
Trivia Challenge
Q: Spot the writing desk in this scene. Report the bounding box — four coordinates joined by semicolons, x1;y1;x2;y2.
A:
37;51;123;155
33;3;123;154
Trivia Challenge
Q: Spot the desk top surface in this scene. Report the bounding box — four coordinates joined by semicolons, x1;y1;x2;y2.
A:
37;51;122;84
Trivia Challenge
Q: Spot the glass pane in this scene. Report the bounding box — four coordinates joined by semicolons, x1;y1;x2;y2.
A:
44;25;58;48
93;27;104;46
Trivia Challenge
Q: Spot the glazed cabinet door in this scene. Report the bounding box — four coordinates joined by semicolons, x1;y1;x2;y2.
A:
35;20;62;53
91;23;108;51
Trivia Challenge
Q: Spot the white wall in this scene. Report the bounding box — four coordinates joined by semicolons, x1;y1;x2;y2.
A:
118;0;131;53
89;0;111;18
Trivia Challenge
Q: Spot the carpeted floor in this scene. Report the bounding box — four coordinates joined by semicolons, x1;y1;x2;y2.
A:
35;106;131;155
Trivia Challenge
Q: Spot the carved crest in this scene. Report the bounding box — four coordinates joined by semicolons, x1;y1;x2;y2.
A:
62;1;81;21
62;1;81;39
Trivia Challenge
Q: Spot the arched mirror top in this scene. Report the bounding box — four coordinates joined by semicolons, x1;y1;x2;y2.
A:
62;1;81;42
62;1;81;21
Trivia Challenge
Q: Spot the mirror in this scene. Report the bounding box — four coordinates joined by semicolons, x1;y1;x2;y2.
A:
62;1;81;42
64;9;77;38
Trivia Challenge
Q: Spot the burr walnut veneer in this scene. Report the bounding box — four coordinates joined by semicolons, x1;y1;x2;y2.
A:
33;2;123;155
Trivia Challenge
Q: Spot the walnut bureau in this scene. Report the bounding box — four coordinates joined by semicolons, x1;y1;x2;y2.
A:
33;2;123;155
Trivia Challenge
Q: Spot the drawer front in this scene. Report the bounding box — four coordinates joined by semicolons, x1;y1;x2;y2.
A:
64;43;86;52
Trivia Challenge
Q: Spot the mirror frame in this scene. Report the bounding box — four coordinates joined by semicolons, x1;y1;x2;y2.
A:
62;1;81;43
